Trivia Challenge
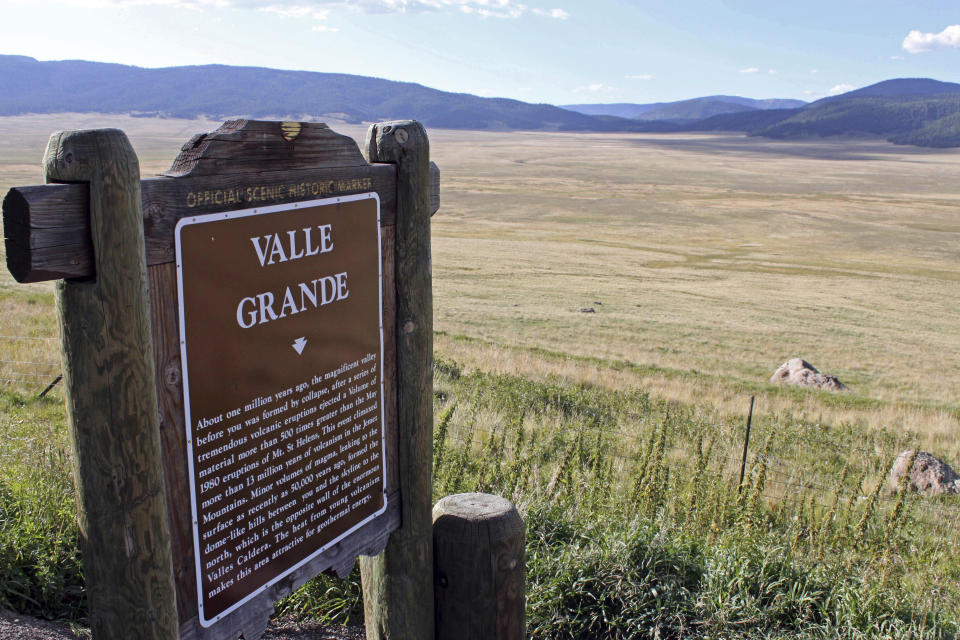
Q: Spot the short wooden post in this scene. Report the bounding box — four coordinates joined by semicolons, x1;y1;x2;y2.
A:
433;493;525;640
359;120;434;639
44;129;178;638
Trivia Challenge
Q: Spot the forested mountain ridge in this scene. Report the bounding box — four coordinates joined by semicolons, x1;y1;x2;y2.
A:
0;55;650;132
563;95;806;121
1;57;958;147
756;93;960;146
685;79;960;147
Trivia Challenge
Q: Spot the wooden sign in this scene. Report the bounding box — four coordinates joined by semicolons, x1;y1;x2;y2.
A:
2;120;439;640
176;195;387;625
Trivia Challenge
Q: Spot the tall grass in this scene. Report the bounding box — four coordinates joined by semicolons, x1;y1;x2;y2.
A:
427;356;958;639
2;355;958;637
0;390;83;620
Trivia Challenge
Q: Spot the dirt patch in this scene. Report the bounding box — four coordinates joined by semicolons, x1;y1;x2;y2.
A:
0;610;87;640
0;611;364;640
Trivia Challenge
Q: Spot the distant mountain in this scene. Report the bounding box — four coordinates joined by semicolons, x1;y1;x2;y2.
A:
821;78;960;100
563;96;806;121
888;111;960;148
0;55;650;132
2;58;957;147
752;79;960;145
702;96;808;110
668;79;960;148
684;108;803;132
560;103;667;118
634;98;758;122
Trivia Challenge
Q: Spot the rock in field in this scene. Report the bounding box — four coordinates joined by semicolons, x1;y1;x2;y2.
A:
769;358;846;391
888;450;960;496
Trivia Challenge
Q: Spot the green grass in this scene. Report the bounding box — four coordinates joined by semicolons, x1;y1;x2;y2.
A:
9;354;956;637
425;358;958;638
271;351;959;638
0;390;82;620
1;119;959;636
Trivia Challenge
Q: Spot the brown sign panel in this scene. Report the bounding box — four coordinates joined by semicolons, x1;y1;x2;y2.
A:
175;193;386;627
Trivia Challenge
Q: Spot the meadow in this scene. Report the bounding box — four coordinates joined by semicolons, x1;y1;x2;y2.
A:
1;114;958;638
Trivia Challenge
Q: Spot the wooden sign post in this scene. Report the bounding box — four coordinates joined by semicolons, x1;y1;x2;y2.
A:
3;120;438;640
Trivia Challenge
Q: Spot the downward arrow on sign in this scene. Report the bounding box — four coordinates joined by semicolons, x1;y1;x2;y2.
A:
292;337;308;355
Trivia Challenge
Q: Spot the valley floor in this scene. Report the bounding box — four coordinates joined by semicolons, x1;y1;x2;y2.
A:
1;115;958;637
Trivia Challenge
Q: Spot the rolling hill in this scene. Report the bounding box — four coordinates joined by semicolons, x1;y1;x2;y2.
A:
634;98;759;122
750;79;960;146
0;55;649;132
559;102;667;118
1;57;958;147
676;79;960;148
563;96;805;121
824;78;960;100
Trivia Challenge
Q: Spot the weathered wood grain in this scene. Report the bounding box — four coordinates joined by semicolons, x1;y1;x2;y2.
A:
148;120;407;639
46;128;179;639
148;262;198;626
359;121;434;640
164;120;367;177
3;184;91;282
3;162;439;283
380;232;401;498
432;494;525;640
177;495;401;640
5;119;422;639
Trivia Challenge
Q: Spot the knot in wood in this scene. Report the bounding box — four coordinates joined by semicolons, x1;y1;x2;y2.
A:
164;362;181;386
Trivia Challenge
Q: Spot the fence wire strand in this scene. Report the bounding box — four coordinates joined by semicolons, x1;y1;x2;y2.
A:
440;416;960;525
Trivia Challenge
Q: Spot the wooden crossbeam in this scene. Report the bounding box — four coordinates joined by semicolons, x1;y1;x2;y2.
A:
3;162;439;283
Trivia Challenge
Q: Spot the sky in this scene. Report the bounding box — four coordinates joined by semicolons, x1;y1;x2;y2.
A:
2;0;959;105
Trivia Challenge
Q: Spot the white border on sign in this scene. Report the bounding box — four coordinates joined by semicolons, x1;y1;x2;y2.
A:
174;192;388;628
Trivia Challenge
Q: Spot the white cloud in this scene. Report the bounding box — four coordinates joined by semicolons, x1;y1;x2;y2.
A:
767;68;777;75
810;69;819;74
625;74;654;80
828;83;855;95
261;3;341;29
903;25;960;53
532;7;568;19
460;2;524;18
60;0;228;7
890;55;904;60
739;67;760;74
573;82;617;94
59;0;568;24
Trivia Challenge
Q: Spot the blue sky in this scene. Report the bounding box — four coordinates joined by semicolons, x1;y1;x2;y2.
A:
2;0;959;104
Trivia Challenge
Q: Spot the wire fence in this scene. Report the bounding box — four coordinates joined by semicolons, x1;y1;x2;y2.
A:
0;334;61;395
5;327;958;525
441;412;960;528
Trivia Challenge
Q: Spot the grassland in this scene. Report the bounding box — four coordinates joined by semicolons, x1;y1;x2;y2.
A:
0;115;958;637
425;130;960;451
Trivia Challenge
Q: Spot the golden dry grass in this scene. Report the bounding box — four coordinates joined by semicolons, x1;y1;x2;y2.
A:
1;115;958;460
423;129;960;459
